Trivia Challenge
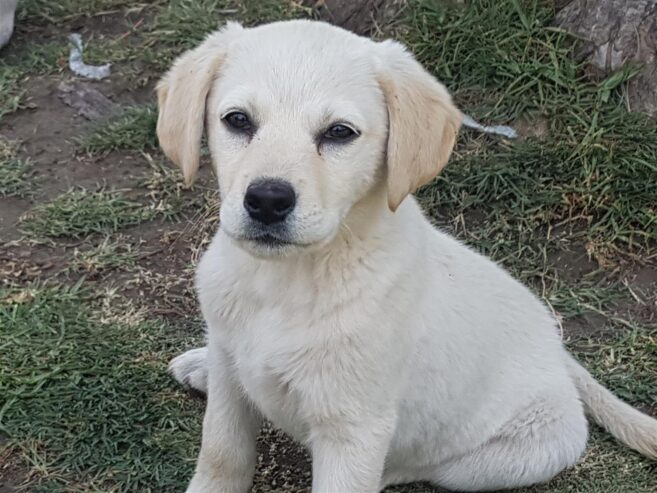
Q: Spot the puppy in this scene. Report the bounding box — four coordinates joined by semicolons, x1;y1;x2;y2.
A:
157;20;657;492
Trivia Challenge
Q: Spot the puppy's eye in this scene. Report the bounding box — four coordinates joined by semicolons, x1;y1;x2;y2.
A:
324;124;357;141
223;111;252;131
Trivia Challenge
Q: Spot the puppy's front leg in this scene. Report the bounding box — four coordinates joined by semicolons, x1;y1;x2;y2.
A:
311;413;396;493
186;343;261;493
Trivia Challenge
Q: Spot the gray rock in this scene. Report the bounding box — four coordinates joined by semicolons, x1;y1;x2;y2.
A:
556;0;657;116
57;80;114;120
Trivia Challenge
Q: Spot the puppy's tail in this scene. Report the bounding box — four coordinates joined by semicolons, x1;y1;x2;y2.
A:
567;355;657;459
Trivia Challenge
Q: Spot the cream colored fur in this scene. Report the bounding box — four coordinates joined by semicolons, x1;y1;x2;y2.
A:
158;20;657;493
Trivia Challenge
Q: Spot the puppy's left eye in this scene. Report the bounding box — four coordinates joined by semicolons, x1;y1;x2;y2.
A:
223;111;252;132
323;124;358;141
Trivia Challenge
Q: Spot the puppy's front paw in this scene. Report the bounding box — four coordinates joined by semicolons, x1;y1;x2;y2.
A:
169;347;208;394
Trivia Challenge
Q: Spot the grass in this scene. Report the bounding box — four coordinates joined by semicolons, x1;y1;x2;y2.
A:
140;154;211;220
0;285;204;492
70;237;140;274
147;0;312;60
19;190;156;239
573;329;656;405
78;104;159;155
124;0;314;73
410;0;657;271
0;139;34;197
0;67;26;121
17;0;139;24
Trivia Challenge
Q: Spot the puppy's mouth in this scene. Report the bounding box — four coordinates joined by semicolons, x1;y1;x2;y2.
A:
230;228;310;250
248;233;293;247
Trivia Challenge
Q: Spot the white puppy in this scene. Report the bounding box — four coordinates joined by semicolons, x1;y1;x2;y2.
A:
157;20;657;493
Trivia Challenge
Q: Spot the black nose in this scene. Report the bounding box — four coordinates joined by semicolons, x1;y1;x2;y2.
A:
244;179;296;225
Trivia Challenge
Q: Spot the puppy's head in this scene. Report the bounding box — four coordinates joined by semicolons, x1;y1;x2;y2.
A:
157;20;461;258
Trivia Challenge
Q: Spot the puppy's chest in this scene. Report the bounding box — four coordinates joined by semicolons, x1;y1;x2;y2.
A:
204;255;385;439
226;312;320;441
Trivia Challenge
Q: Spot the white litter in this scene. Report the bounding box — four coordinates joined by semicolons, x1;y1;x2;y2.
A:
68;33;111;80
461;114;518;139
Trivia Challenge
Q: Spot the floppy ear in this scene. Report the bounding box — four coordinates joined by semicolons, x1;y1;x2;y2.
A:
377;41;462;211
156;23;243;185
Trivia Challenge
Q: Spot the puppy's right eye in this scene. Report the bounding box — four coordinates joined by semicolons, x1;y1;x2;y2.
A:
223;111;252;132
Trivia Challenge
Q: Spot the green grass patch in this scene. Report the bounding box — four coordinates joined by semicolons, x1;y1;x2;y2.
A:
78;104;159;155
0;139;35;197
17;0;136;24
409;0;657;269
407;0;580;120
0;158;32;198
70;236;140;274
1;40;67;74
19;189;156;239
0;285;204;492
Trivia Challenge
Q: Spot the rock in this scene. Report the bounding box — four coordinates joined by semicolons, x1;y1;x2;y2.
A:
57;80;114;120
556;0;657;116
304;0;407;35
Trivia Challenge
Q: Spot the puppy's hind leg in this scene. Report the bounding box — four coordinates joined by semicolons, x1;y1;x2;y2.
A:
169;347;208;395
431;397;588;491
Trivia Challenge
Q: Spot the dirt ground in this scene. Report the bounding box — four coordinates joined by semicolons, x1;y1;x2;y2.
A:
1;1;656;492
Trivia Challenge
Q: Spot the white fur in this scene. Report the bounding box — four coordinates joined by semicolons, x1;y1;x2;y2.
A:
0;0;18;48
160;20;657;493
